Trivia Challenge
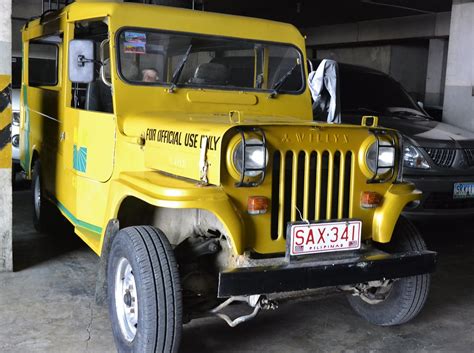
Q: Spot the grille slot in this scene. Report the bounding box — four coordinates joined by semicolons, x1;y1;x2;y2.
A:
271;150;353;240
423;148;456;168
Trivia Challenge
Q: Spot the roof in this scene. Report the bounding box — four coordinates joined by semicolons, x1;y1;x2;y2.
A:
24;1;306;50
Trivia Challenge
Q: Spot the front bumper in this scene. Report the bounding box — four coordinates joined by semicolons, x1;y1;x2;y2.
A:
404;175;474;216
218;248;437;297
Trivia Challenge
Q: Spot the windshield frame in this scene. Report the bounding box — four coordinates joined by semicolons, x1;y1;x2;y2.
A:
115;26;306;95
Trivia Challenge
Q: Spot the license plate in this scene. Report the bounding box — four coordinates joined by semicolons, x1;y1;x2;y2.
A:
453;183;474;199
289;220;362;256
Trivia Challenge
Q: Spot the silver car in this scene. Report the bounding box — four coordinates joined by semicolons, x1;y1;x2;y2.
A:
12;89;20;172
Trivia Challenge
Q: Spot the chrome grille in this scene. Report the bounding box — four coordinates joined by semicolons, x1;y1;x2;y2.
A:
423;148;456;168
464;149;474;166
271;150;353;240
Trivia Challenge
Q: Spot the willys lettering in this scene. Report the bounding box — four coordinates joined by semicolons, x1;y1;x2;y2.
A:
145;128;221;150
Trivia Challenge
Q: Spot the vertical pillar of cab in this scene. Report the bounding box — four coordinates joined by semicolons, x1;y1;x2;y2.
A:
0;0;12;272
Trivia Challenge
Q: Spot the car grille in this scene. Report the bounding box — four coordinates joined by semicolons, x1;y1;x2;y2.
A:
464;148;474;166
423;148;456;168
270;150;353;240
424;192;474;210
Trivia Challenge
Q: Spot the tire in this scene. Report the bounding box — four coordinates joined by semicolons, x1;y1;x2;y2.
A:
107;226;183;353
31;160;54;232
347;217;430;326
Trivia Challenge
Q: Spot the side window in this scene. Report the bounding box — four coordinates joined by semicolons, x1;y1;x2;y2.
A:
70;19;113;114
28;42;58;87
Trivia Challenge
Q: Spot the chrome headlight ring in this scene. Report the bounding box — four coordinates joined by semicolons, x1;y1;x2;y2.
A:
233;127;268;187
366;129;399;183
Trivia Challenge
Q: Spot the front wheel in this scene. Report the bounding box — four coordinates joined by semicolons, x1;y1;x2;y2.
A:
347;217;431;326
107;226;183;353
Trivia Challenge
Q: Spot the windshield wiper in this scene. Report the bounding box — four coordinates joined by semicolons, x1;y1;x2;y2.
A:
168;44;192;93
268;62;299;98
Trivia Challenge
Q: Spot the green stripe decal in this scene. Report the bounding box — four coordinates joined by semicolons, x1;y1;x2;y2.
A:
55;199;103;234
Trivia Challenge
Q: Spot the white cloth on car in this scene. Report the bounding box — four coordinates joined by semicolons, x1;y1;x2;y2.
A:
308;59;341;124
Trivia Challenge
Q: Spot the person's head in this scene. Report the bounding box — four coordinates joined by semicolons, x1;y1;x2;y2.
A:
142;68;159;82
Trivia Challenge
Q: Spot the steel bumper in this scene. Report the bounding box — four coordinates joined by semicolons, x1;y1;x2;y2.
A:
218;249;437;298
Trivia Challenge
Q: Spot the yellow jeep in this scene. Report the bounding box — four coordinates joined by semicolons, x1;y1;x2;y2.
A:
20;1;436;352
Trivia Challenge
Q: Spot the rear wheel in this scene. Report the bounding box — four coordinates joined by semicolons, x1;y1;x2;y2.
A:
31;160;54;232
107;226;182;353
347;217;431;326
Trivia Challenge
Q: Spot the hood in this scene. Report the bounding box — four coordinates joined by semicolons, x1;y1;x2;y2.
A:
342;114;474;149
122;112;376;185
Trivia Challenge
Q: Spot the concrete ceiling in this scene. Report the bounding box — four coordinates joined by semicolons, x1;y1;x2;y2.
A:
203;0;453;27
34;0;453;27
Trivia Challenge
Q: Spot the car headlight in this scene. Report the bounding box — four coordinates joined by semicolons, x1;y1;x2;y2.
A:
233;138;268;177
12;112;20;126
11;134;19;148
366;142;396;175
403;143;430;169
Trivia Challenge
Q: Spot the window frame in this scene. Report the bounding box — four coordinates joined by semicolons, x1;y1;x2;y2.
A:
115;26;306;96
28;40;60;87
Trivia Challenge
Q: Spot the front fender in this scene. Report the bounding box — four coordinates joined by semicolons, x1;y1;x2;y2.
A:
372;183;422;243
103;171;245;254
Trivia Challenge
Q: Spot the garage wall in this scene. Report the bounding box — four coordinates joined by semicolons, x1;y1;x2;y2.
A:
315;43;429;102
443;0;474;131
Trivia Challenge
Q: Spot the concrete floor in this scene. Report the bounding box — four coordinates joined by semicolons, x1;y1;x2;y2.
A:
1;183;473;353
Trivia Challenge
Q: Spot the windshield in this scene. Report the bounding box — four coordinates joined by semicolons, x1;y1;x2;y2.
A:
117;29;304;93
339;67;422;114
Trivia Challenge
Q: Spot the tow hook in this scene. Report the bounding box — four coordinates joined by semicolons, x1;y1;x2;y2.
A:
210;295;278;327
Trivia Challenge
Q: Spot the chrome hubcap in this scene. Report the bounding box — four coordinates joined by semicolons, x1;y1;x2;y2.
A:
34;176;41;219
114;258;139;342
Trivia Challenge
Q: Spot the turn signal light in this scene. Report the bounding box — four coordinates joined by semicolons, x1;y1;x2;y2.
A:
360;191;383;209
248;196;269;215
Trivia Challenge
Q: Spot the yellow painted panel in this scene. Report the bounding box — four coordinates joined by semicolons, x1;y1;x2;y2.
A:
187;91;258;105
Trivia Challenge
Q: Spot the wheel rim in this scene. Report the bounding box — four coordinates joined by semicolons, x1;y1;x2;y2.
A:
114;257;139;342
358;281;394;305
34;175;41;220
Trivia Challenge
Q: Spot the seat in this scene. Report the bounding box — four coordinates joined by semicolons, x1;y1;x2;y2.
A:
189;63;230;86
85;80;113;113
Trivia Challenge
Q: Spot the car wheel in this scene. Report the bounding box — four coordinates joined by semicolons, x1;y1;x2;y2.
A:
107;226;183;353
347;216;431;326
31;160;54;232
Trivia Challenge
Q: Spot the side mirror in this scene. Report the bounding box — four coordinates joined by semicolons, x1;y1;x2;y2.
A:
69;39;95;83
417;101;424;109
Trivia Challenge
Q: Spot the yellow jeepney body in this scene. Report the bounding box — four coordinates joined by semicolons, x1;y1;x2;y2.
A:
19;1;420;258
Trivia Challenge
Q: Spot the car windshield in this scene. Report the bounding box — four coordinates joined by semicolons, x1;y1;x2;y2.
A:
339;67;423;115
118;29;304;93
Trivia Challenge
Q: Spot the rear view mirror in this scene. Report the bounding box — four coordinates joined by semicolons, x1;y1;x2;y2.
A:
69;39;95;83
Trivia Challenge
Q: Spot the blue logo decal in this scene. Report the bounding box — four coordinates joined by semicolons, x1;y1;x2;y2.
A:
73;145;87;172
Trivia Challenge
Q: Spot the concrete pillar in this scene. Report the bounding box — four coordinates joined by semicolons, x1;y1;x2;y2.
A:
0;0;12;272
443;0;474;130
425;39;449;107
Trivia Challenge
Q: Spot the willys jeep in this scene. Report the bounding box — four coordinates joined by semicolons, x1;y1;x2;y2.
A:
20;1;436;352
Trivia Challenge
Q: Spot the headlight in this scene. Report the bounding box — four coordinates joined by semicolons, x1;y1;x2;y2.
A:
11;134;19;148
233;138;268;177
403;144;430;169
12;112;20;126
366;142;396;175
